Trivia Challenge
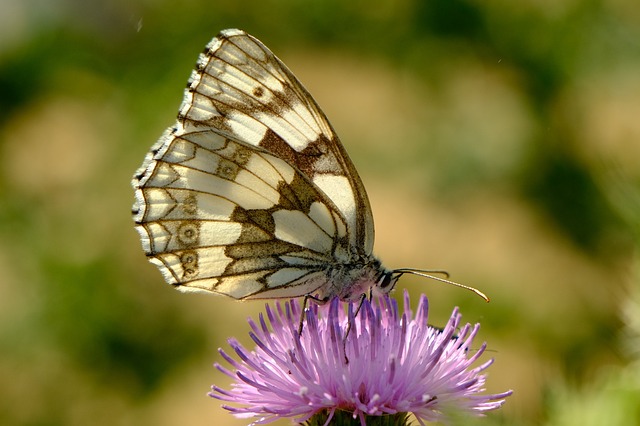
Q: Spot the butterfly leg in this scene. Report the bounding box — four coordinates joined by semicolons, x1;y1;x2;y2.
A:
297;294;330;336
298;291;368;364
342;292;368;364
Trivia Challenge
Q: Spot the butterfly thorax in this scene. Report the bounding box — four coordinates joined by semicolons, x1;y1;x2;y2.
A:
319;256;397;302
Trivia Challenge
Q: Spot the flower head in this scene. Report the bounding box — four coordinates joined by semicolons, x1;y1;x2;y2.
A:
210;290;512;425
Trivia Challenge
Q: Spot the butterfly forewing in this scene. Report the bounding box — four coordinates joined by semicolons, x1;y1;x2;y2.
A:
133;29;381;300
183;29;374;251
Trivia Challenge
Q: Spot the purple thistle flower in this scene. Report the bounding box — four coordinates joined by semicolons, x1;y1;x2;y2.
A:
210;290;512;425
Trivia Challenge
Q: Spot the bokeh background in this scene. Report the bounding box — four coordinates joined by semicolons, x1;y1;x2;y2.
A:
1;0;639;425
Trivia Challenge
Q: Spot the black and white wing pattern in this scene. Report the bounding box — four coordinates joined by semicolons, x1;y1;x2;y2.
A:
132;29;395;301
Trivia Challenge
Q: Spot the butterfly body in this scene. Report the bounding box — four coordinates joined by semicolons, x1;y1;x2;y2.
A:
132;29;405;303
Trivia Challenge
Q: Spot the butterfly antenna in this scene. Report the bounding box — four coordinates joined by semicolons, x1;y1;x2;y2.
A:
393;268;490;302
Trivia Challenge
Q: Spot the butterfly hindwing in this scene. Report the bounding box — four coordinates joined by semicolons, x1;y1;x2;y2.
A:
134;125;355;298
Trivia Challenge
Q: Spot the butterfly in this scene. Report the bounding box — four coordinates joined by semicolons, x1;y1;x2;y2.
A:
132;29;487;311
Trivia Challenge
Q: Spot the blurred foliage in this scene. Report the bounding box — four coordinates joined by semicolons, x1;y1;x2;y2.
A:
1;0;639;425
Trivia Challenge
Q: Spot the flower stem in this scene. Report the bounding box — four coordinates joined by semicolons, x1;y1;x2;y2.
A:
304;410;411;426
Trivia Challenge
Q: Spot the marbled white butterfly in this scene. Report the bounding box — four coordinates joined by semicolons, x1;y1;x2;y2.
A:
132;29;487;309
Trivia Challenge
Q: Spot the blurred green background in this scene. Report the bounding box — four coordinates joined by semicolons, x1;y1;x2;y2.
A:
1;0;639;425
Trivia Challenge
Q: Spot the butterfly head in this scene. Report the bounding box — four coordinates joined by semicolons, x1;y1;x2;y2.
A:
375;267;400;295
333;259;489;303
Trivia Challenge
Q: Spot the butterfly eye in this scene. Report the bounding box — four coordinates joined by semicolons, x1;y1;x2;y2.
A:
379;272;394;289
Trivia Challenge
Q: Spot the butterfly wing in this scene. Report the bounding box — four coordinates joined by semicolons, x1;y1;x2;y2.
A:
133;130;352;299
181;29;374;253
132;29;375;299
